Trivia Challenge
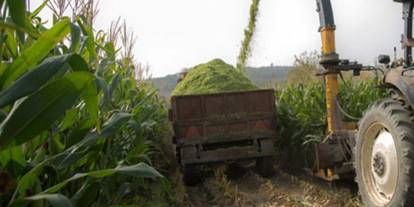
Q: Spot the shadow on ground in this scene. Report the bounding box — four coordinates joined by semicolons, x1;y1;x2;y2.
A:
178;162;362;207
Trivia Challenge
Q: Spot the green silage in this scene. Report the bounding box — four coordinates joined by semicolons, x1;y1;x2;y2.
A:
237;0;261;73
172;59;257;96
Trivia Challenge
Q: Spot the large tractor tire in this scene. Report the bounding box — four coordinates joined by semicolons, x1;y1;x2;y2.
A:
355;99;414;207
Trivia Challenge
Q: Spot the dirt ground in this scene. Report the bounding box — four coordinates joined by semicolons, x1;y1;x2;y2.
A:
176;163;363;207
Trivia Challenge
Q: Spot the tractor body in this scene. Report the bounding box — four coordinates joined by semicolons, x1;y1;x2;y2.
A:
315;0;414;206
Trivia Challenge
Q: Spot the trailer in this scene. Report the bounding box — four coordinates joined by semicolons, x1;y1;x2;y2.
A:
170;89;276;184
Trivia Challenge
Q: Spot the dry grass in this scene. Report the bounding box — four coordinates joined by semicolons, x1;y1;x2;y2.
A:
178;163;362;207
209;166;254;207
173;168;192;207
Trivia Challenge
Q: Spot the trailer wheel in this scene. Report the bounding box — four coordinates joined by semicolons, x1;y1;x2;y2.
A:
256;156;274;177
355;99;414;207
182;165;201;186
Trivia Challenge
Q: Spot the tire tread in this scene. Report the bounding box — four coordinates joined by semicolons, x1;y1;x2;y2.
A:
355;98;414;207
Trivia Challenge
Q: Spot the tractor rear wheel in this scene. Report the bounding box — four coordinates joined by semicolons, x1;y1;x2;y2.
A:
355;99;414;207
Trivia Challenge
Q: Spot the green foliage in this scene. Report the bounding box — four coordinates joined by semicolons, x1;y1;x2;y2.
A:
0;54;88;108
338;79;387;120
0;2;171;206
41;163;163;194
237;0;260;73
0;19;71;88
274;52;387;168
172;59;257;96
6;0;37;41
0;72;94;149
10;194;72;207
275;78;387;168
286;51;322;85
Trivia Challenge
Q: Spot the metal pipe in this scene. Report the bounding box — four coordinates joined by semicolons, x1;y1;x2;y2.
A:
317;0;343;133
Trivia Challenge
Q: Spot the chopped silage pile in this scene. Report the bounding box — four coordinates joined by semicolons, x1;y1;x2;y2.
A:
172;59;257;96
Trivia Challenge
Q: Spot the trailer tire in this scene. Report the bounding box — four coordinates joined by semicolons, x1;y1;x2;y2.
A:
183;165;201;186
256;156;274;177
355;99;414;207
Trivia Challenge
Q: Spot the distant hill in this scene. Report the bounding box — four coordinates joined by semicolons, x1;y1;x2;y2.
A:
151;65;293;97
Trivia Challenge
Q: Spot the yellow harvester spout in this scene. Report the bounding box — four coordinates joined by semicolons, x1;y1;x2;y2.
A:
317;0;343;133
320;28;343;133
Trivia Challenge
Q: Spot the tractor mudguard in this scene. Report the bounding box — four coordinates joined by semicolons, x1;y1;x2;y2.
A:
384;68;414;109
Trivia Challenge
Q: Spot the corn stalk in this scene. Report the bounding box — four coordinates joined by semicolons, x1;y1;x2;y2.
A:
0;1;172;206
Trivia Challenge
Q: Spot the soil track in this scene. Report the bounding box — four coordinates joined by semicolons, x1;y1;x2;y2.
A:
179;163;362;207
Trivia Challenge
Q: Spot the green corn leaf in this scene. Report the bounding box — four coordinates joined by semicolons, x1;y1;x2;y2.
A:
15;160;45;197
0;19;37;38
96;58;113;76
0;54;89;109
56;112;132;169
13;162;154;199
10;194;72;207
67;54;89;71
65;118;95;147
0;19;71;88
98;112;133;138
6;0;29;42
97;77;110;108
51;134;65;154
60;109;78;131
70;182;99;207
109;74;121;102
70;23;81;53
104;42;116;61
17;163;147;204
5;0;39;39
81;80;100;131
0;55;71;108
5;31;18;57
42;163;162;194
0;110;6;122
76;16;97;63
0;72;95;150
0;146;26;176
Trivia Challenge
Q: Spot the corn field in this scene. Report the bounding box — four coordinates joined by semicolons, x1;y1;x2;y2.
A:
0;1;175;206
275;78;387;169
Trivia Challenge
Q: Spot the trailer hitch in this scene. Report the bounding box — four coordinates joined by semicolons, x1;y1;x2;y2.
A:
315;130;356;180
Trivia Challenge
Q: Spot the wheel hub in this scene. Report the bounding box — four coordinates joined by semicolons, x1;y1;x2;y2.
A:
370;130;398;201
373;153;386;176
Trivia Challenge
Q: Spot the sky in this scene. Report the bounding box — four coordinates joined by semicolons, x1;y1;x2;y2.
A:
31;0;403;77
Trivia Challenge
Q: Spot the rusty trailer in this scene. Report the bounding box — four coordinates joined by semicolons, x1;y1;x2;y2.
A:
170;89;276;183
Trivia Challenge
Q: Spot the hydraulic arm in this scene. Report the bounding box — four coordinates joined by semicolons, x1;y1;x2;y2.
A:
399;0;414;66
316;0;343;133
314;0;363;180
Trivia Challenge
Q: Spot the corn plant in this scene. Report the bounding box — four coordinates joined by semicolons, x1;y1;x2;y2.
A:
0;1;171;206
275;77;386;169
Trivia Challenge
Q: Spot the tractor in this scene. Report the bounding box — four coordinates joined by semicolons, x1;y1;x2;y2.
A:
172;0;414;206
315;0;414;206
